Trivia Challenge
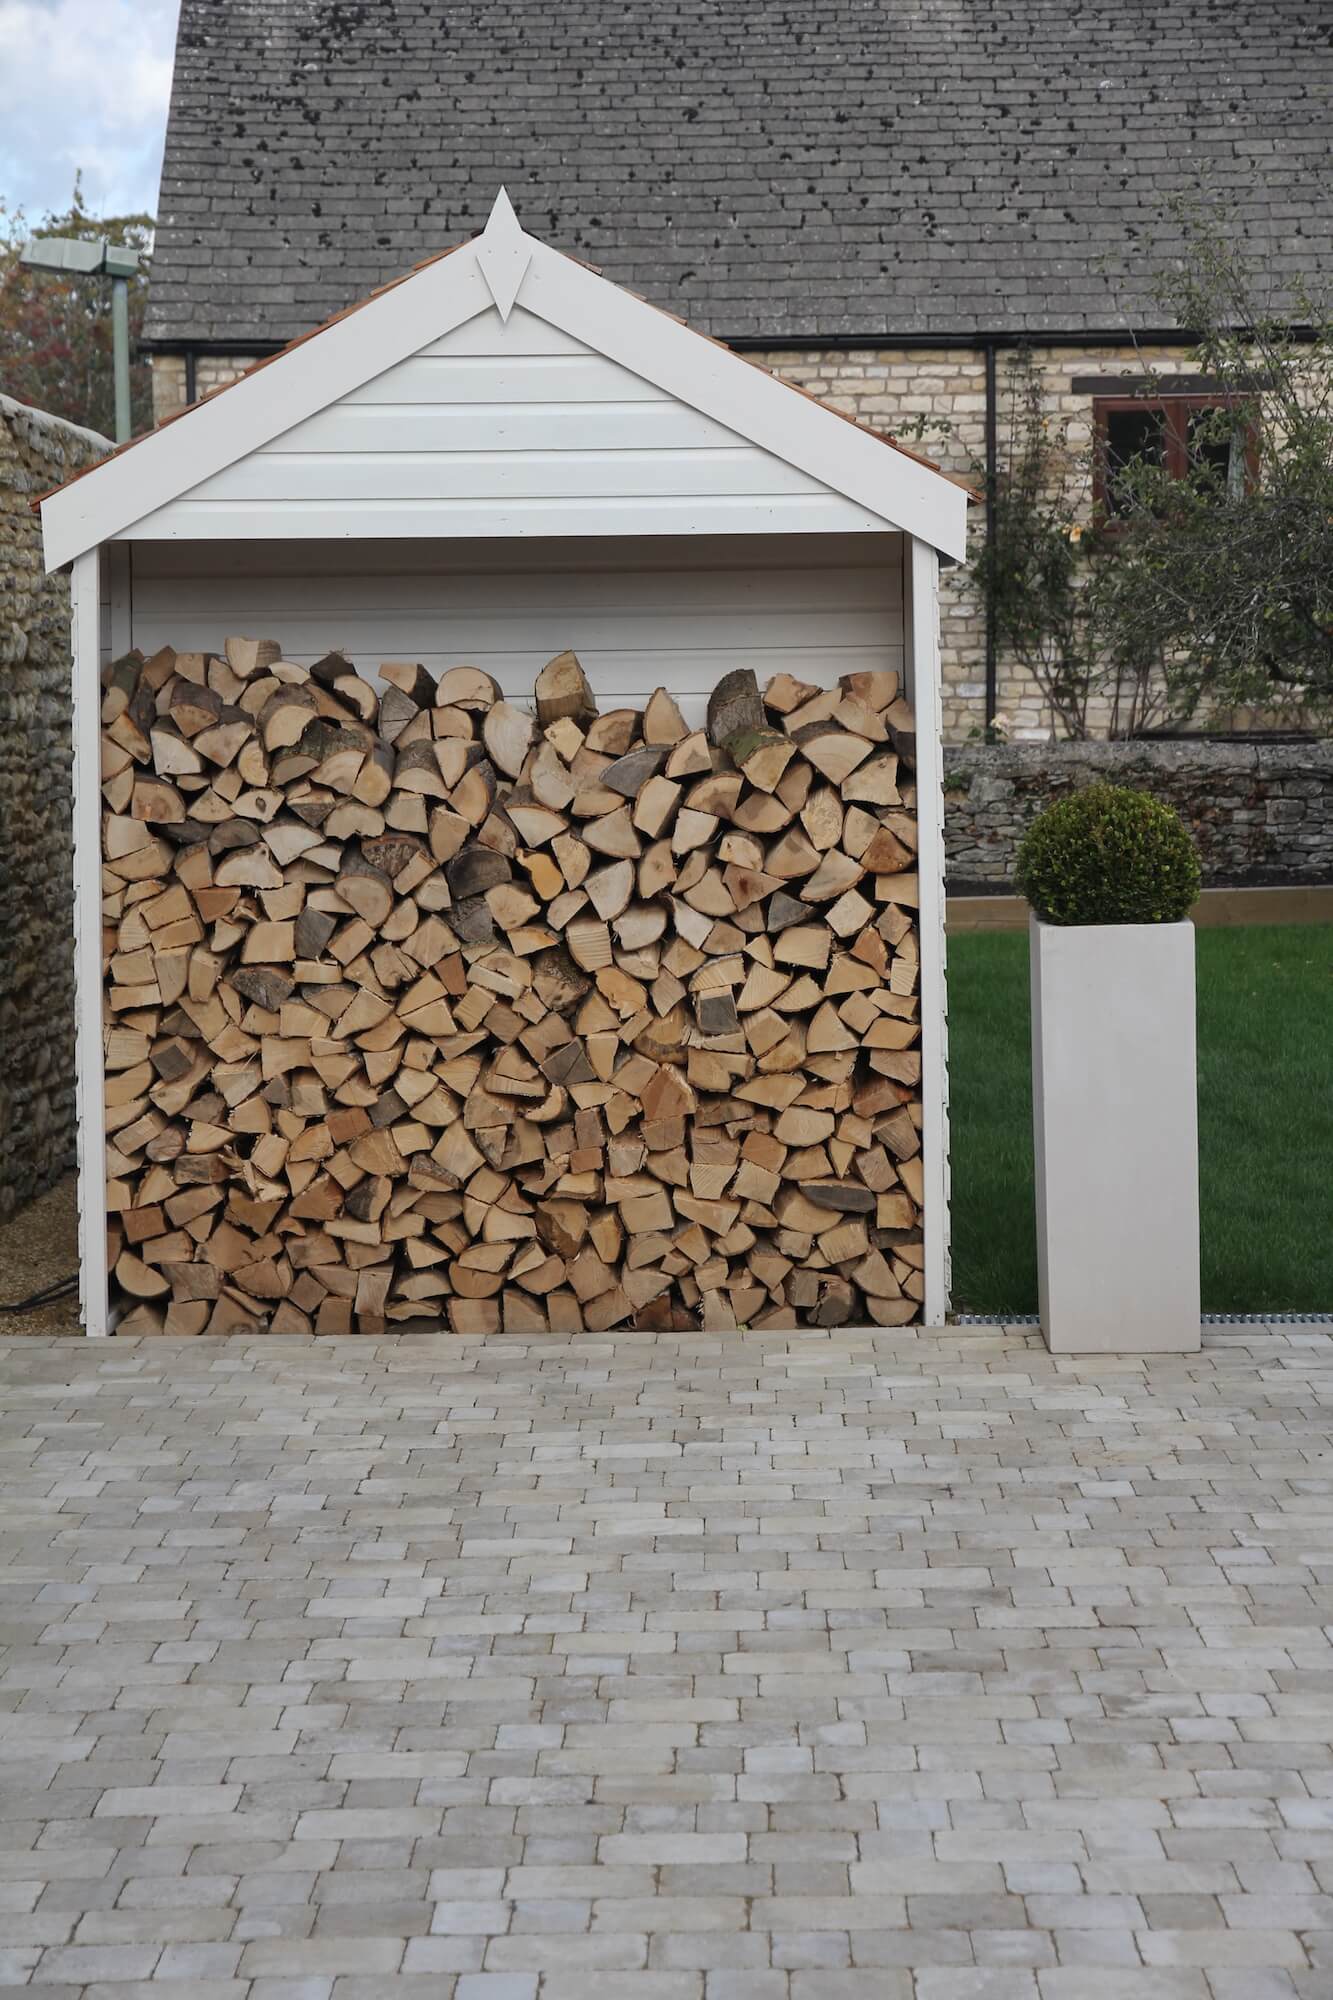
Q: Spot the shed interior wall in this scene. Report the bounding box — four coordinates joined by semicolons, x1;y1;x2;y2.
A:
120;531;904;724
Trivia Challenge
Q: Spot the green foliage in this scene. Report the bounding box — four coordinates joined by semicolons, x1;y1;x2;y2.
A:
0;177;154;438
1016;783;1200;925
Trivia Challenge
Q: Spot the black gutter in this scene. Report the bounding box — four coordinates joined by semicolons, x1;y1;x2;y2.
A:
140;323;1319;360
139;336;287;356
136;325;1228;358
983;340;998;731
725;327;1214;353
725;324;1318;353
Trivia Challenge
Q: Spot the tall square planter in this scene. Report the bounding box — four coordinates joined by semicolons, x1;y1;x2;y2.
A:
1030;914;1201;1353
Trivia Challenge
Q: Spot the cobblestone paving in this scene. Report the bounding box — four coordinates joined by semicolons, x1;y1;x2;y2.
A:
0;1326;1331;1998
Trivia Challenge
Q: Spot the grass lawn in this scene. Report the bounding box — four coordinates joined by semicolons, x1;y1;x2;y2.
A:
947;921;1333;1315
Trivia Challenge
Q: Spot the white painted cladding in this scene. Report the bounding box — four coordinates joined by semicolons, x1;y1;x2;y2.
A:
123;538;903;726
117;310;891;543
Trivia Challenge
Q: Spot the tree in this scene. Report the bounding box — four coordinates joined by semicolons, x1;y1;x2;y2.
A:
1099;212;1333;726
0;178;154;438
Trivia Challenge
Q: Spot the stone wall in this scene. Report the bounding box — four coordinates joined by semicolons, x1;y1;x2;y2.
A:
943;740;1333;889
0;397;109;1221
151;352;262;424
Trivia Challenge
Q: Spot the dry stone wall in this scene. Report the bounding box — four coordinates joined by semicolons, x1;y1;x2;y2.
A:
944;740;1333;889
0;397;109;1221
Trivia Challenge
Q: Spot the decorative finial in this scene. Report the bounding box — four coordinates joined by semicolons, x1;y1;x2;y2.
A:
476;187;531;321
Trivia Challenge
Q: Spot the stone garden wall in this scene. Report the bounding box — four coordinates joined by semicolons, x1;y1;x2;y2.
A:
944;740;1333;889
0;397;108;1221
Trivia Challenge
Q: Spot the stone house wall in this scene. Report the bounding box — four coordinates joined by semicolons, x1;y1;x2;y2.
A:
0;398;109;1221
943;739;1333;889
151;351;263;423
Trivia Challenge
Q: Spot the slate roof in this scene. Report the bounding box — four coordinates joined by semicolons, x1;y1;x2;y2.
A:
145;0;1333;349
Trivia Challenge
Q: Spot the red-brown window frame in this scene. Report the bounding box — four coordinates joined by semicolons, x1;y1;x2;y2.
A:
1092;393;1259;520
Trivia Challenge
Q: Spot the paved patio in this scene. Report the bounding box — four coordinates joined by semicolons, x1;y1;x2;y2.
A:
0;1325;1330;1999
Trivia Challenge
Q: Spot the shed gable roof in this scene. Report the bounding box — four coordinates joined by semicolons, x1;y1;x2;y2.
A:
146;0;1333;349
41;195;969;570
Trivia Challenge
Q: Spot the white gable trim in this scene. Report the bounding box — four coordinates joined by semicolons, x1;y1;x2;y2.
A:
517;246;965;559
42;192;967;570
41;251;493;570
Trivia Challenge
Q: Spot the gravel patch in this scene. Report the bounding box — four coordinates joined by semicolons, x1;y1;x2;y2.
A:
0;1174;80;1334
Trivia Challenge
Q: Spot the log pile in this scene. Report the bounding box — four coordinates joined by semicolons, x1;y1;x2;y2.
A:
100;639;924;1334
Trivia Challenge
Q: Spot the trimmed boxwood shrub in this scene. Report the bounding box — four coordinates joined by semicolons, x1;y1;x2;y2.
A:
1016;782;1201;925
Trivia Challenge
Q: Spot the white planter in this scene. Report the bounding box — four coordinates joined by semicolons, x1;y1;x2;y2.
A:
1030;914;1201;1353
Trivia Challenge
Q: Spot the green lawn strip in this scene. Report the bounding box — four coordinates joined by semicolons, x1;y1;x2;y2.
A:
947;922;1333;1316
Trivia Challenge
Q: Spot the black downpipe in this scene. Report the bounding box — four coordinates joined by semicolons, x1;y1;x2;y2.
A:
184;349;198;406
983;340;998;731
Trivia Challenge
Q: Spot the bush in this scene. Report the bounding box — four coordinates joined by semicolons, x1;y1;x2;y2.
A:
1016;783;1201;925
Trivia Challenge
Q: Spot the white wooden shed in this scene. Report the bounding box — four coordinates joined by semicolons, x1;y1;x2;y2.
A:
42;190;968;1338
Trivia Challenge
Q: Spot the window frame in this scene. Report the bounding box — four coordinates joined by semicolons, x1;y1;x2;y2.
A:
1092;392;1259;521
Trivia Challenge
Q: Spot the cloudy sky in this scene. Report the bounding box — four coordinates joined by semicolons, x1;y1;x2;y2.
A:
0;0;179;224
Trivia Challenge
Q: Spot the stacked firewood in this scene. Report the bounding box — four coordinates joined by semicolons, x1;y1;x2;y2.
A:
101;638;924;1334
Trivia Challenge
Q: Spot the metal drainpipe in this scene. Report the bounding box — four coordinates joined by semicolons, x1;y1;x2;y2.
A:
984;339;998;731
184;349;198;406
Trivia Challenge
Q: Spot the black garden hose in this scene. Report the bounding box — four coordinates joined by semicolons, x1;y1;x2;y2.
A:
0;1273;79;1314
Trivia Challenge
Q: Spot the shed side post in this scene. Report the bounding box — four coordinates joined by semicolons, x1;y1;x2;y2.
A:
71;547;109;1337
904;535;951;1325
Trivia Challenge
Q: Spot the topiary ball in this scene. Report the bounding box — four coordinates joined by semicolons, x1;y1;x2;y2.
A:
1016;782;1201;926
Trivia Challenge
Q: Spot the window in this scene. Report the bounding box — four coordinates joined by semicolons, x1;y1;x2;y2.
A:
1093;395;1254;517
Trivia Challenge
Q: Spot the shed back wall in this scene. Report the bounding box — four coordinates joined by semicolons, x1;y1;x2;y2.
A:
118;534;904;725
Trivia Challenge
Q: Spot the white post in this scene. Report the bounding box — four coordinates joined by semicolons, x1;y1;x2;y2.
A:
904;535;951;1326
70;548;110;1336
106;543;131;657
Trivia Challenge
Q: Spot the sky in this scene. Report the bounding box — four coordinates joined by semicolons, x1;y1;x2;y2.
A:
0;0;179;225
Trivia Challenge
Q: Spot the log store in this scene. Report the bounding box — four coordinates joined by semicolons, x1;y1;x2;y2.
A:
39;191;968;1337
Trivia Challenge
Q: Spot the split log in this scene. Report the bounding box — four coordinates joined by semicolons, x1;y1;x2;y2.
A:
534;650;596;728
706;667;766;753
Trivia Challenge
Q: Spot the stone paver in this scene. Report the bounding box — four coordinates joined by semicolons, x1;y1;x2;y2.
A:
0;1324;1329;1998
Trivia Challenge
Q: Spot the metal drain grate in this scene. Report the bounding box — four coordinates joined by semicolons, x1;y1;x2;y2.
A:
956;1314;1041;1326
1201;1312;1332;1325
955;1312;1331;1326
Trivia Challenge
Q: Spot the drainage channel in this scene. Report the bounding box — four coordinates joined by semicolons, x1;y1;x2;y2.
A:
955;1312;1332;1326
